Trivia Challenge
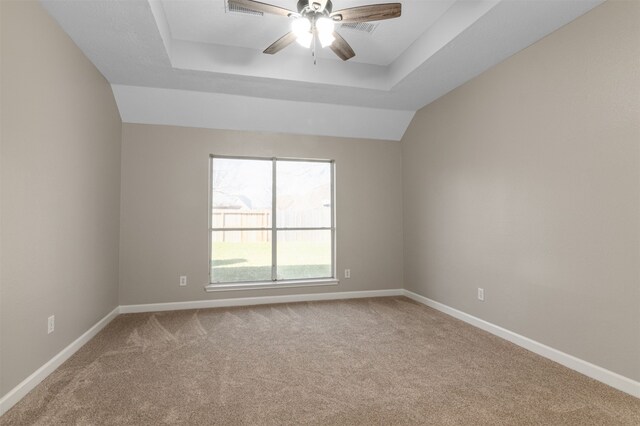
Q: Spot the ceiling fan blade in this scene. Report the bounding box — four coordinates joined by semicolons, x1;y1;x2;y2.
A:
330;3;401;23
228;0;296;17
329;32;355;61
264;31;297;54
309;0;329;13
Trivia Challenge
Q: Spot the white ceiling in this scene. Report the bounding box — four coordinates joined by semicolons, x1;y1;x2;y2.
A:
40;0;603;140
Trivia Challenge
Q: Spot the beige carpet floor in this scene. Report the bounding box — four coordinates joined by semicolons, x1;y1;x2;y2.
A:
3;297;639;425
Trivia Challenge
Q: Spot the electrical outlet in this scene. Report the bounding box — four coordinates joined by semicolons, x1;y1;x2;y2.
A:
477;288;485;301
179;276;187;287
344;269;351;279
47;315;55;334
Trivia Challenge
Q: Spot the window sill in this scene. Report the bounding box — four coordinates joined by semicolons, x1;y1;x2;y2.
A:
204;279;339;292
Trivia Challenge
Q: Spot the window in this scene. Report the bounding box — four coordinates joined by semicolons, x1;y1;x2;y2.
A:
208;156;335;289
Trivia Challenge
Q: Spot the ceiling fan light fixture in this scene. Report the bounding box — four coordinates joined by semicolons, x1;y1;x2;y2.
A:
316;16;335;47
296;31;313;48
291;16;312;47
316;16;335;34
318;31;335;47
292;16;311;37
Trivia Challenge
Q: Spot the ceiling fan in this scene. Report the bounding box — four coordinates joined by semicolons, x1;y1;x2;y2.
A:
228;0;402;62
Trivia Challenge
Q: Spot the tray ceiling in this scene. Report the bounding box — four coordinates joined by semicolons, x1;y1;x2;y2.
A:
40;0;603;140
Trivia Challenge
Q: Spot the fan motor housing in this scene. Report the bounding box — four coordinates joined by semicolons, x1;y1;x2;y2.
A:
297;0;333;14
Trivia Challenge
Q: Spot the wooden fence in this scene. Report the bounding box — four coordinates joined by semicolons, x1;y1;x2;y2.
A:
212;209;330;243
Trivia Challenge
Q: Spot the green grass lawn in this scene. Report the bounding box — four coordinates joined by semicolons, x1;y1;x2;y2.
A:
211;241;331;282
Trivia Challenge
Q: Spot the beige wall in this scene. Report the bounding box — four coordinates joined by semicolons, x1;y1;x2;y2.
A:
401;0;640;381
1;1;122;396
119;124;404;304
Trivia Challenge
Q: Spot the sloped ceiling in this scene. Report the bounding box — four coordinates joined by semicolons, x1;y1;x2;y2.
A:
41;0;603;140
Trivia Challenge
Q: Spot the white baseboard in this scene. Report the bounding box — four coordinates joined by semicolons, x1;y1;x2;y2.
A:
120;289;404;314
0;306;121;416
403;289;640;399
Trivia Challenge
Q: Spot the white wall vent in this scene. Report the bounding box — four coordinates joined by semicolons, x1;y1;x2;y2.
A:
225;1;264;16
340;22;378;34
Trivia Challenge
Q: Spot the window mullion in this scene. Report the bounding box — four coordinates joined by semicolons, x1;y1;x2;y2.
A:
271;158;277;281
331;160;336;280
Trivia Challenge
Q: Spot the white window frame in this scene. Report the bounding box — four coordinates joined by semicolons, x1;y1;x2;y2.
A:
205;155;338;292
